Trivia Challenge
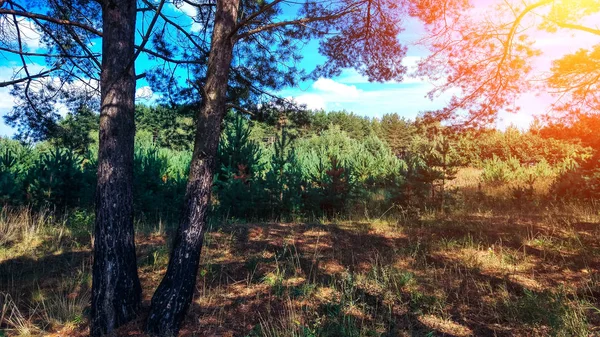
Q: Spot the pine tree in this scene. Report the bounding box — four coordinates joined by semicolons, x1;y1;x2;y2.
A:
264;126;303;218
214;113;264;218
379;113;415;156
419;134;463;210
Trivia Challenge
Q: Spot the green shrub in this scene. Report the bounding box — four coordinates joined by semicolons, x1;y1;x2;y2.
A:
26;147;95;210
551;157;600;200
481;156;520;186
213;113;266;219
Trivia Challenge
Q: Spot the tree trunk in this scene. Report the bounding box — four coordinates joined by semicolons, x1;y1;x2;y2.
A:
145;1;240;335
91;1;141;335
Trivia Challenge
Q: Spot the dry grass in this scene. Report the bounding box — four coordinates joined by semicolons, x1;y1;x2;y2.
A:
0;207;92;336
38;262;92;331
0;292;40;337
0;208;46;249
2;181;600;336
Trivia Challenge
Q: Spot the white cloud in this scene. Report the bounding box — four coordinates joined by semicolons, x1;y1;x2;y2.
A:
312;78;362;97
190;22;203;33
0;17;44;50
54;102;69;117
290;93;326;110
495;92;554;130
135;86;154;100
336;56;426;85
290;78;363;112
174;2;196;17
0;65;99;133
170;2;203;32
284;77;449;119
0;64;46;110
0;66;17;136
18;19;43;50
0;91;15;110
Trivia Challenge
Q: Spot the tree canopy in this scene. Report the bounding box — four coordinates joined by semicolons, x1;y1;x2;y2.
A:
417;0;600;125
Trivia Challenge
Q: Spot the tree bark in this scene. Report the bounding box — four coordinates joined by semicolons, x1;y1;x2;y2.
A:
145;0;240;335
91;0;141;336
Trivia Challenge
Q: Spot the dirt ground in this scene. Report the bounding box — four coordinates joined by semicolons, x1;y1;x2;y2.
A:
4;207;599;336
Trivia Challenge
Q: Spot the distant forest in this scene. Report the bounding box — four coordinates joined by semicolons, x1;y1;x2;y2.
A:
2;106;599;221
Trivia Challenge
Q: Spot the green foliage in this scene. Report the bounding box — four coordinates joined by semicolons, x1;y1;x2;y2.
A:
262;127;303;219
26;147;95;210
0;147;23;205
394;130;464;211
482;156;558;188
51;106;98;154
295;127;357;216
460;126;590;167
353;135;400;185
0;137;188;220
295;126;400;217
214;113;265;219
310;110;373;140
134;146;187;219
481;156;521;186
2;107;595;221
376;113;415;155
551;155;600;200
540;114;600;152
212;123;404;219
136;104;195;151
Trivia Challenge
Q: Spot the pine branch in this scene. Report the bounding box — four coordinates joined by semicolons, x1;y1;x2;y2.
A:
554;21;600;36
0;67;58;87
0;8;102;36
235;9;355;41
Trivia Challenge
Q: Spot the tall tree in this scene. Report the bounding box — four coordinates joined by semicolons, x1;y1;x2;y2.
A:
415;0;600;125
0;1;173;335
145;0;415;335
145;1;241;334
91;1;140;335
379;113;415;155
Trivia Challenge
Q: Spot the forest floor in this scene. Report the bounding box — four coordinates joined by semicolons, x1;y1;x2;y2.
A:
2;174;600;336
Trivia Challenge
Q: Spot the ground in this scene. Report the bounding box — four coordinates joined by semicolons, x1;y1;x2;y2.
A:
1;170;600;336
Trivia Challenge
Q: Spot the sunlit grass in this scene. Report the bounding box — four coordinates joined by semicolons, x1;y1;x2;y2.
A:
2;189;600;336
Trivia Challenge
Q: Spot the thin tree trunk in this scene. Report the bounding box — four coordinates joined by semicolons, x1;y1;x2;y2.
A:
146;1;240;335
91;1;140;335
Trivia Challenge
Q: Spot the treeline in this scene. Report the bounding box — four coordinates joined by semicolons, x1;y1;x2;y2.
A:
1;106;597;220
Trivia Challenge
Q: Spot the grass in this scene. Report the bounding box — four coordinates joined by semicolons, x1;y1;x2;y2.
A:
0;208;46;251
1;168;600;336
37;262;91;331
1;292;40;337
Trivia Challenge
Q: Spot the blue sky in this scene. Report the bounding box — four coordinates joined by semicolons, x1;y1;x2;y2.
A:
0;2;589;138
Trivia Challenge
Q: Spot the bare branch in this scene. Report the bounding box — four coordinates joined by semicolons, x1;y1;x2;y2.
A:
129;0;166;71
0;67;58;87
0;45;100;58
554;21;600;36
496;0;552;77
143;0;209;51
24;12;100;82
0;8;102;36
139;46;203;64
236;9;355;41
234;0;285;33
226;103;255;116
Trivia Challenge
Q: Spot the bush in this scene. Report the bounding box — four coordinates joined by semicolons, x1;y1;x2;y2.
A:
213;114;265;219
551;157;600;200
481;156;520;186
26;147;95;210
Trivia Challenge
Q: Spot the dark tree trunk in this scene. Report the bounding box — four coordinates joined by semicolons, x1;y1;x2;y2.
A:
145;1;240;335
91;0;141;335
